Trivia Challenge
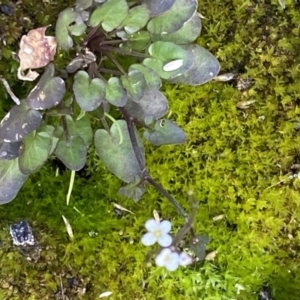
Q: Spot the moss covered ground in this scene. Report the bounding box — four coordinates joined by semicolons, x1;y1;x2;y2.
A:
1;0;300;299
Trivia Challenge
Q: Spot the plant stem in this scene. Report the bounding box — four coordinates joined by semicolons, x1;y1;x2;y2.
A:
105;53;127;75
146;176;189;223
120;107;189;222
100;40;124;45
84;26;102;44
61;116;70;143
119;107;145;172
172;191;198;245
98;68;122;76
103;45;150;58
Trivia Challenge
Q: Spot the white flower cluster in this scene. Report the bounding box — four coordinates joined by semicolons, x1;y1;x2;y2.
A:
141;218;193;271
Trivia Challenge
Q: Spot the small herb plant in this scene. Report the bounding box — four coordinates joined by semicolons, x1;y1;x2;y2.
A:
0;0;219;265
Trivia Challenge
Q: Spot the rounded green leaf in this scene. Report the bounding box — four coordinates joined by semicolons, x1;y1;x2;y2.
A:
89;0;129;31
147;0;197;34
88;103;109;120
151;11;201;44
26;64;66;110
122;30;151;51
49;126;63;155
121;72;146;102
54;135;87;171
0;141;22;160
142;0;175;17
41;124;58;156
0;158;29;204
143;41;193;79
121;5;149;34
73;71;105;111
128;64;161;90
147;41;186;59
143;119;186;146
189;234;210;260
0;102;43;143
118;177;146;202
75;0;93;10
105;77;127;107
55;8;87;50
94;120;145;183
125;88;168;120
19;130;52;174
168;44;220;85
65;115;93;146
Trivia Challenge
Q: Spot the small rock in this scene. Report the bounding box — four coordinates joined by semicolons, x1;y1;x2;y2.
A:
9;220;35;246
113;207;123;217
0;4;14;16
236;78;253;91
258;287;273;300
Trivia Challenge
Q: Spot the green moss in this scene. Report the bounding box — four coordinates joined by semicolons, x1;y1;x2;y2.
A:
1;0;300;299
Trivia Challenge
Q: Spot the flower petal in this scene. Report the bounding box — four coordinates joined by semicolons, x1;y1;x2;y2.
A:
179;252;193;266
155;254;165;267
165;252;180;271
159;220;171;234
157;233;172;247
155;248;172;267
141;232;157;246
145;219;160;231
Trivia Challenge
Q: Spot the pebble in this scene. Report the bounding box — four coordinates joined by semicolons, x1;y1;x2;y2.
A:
9;220;35;246
0;4;14;16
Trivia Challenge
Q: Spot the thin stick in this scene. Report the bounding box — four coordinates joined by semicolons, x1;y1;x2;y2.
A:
0;77;20;105
59;274;64;298
120;107;189;222
147;176;189;223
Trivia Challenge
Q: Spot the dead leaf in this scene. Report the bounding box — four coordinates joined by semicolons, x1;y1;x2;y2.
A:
212;214;225;221
99;291;113;298
17;26;57;81
236;100;256;109
205;250;218;261
213;73;235;82
153;210;160;222
0;77;20;105
112;203;134;214
278;0;285;9
62;215;74;238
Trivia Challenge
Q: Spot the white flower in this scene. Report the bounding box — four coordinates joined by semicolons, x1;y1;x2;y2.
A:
155;248;180;271
178;252;193;266
141;219;172;247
